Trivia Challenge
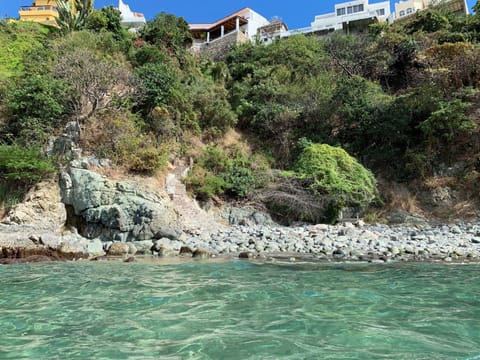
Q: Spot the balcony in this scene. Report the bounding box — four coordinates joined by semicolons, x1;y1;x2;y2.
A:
19;5;59;26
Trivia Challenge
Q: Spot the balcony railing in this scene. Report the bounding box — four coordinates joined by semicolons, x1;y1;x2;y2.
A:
20;5;58;12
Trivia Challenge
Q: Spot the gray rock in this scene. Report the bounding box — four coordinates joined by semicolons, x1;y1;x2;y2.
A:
224;206;276;226
389;246;400;256
59;241;86;256
87;239;105;257
134;240;154;254
60;168;181;242
39;234;63;249
387;210;428;226
127;243;138;255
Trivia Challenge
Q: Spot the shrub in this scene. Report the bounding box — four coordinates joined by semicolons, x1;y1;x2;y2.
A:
292;143;377;210
419;99;475;142
0;145;55;185
123;141;167;174
82;109;167;174
187;167;227;200
187;146;270;200
135;62;179;114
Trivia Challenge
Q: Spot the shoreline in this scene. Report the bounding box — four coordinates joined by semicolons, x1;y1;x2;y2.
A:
2;220;480;265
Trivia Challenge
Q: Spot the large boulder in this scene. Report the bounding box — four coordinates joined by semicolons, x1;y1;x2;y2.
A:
60;168;182;242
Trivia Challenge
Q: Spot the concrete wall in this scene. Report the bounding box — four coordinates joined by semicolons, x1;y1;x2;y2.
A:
244;9;270;40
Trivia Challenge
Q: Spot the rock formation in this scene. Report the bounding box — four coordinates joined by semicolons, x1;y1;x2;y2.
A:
59;166;182;243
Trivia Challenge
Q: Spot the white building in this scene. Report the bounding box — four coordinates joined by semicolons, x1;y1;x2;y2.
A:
310;0;391;32
118;0;146;30
189;8;270;45
258;20;289;44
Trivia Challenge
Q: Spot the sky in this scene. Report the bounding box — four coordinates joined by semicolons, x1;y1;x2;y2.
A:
1;0;477;29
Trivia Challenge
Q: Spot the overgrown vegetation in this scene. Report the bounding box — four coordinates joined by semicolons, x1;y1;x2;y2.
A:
2;1;480;222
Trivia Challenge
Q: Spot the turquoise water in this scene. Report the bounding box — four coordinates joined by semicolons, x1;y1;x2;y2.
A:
1;261;479;359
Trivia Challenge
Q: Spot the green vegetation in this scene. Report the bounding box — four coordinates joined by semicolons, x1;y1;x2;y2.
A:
0;145;55;185
293;143;377;209
187;146;270;200
1;3;480;222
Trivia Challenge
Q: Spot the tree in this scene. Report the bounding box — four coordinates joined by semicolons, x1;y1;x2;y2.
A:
5;75;69;145
140;13;192;63
86;6;126;41
54;47;134;125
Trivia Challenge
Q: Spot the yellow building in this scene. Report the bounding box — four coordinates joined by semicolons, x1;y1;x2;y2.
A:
19;0;75;27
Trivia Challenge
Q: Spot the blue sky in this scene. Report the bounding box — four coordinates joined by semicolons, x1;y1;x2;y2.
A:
1;0;477;29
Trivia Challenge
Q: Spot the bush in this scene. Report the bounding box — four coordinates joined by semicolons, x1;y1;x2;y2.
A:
82;109;167;174
187;146;270;200
0;21;51;78
187;167;227;200
292;143;377;211
0;145;55;185
123;142;167;174
419;99;475;142
135;62;180;114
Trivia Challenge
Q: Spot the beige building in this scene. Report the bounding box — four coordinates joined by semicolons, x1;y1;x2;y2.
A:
394;0;468;20
395;0;433;19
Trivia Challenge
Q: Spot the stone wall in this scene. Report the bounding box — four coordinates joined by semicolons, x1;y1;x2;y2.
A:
195;31;249;61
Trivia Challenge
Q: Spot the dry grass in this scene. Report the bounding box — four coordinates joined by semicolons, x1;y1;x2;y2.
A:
451;200;478;218
423;176;457;190
378;181;424;215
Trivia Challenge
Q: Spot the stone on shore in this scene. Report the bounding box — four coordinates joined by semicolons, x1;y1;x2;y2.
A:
107;242;130;256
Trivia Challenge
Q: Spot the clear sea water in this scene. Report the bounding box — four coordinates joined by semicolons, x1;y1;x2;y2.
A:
0;260;479;359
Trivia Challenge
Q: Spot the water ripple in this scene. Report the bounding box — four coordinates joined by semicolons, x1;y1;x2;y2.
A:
0;262;479;359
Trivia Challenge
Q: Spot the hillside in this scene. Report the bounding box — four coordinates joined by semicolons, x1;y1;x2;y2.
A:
1;3;480;224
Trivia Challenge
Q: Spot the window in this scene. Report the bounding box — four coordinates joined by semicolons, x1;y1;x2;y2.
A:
337;7;346;16
354;4;364;12
347;4;364;14
406;7;413;14
376;8;385;16
399;10;405;16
